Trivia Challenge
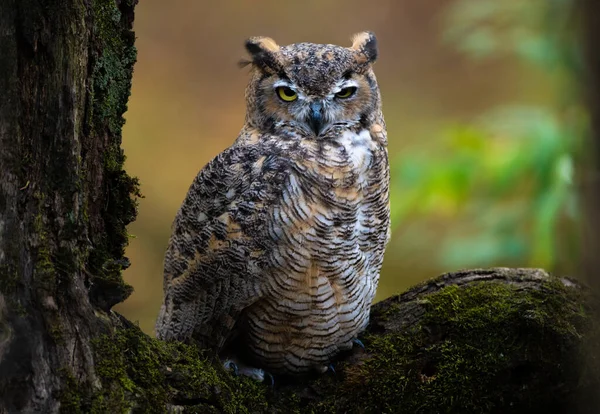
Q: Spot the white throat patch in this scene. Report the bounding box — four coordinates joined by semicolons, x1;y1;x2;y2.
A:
337;129;374;173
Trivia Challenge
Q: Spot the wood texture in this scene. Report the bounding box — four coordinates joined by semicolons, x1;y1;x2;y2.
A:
0;1;138;412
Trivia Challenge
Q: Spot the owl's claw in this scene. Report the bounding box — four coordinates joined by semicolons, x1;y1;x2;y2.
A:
353;338;365;350
223;360;239;376
264;371;275;387
327;364;336;375
223;358;268;383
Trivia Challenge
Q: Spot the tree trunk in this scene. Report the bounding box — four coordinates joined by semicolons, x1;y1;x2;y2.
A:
579;0;600;412
0;0;139;412
0;1;598;413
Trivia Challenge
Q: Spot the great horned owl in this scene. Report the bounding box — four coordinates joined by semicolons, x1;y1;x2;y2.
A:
156;32;390;379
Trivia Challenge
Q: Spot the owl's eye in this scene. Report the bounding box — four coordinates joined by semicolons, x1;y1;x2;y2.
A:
335;87;357;99
277;86;298;102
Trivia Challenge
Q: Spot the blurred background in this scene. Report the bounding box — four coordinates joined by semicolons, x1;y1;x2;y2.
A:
116;0;586;334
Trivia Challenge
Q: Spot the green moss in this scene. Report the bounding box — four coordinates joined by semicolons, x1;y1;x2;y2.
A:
91;0;137;136
31;206;69;342
87;322;270;413
86;0;142;310
312;279;596;413
33;211;55;289
0;265;18;296
59;369;84;414
0;263;25;316
0;221;25;314
56;278;595;412
0;202;22;300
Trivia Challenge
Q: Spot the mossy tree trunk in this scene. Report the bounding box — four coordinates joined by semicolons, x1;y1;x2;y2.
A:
0;0;139;412
581;0;600;291
580;1;600;411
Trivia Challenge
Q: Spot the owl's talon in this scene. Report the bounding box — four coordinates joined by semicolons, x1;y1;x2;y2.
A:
264;371;275;387
223;358;267;382
224;360;239;376
353;338;365;350
327;364;336;375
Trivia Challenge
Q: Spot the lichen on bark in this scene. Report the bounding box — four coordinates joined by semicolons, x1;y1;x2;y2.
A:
0;0;141;411
86;0;141;311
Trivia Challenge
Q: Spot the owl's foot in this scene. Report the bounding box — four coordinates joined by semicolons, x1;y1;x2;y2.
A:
352;338;365;350
223;360;239;376
327;364;336;375
223;358;273;385
264;371;275;387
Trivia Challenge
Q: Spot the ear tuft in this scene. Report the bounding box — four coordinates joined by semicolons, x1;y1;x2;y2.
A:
245;36;280;55
243;36;281;72
350;31;378;64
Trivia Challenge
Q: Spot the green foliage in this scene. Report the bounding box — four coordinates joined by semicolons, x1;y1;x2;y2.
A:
443;0;579;70
390;0;585;272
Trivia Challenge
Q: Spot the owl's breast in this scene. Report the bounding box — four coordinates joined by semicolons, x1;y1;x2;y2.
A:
242;128;389;375
291;128;383;195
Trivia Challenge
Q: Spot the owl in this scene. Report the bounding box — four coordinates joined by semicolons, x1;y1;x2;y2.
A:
156;32;390;381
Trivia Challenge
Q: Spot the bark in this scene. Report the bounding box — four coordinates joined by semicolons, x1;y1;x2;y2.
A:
0;1;598;413
579;0;600;412
581;0;600;290
0;0;139;412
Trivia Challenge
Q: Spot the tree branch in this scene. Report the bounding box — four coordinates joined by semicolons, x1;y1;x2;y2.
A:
92;268;597;413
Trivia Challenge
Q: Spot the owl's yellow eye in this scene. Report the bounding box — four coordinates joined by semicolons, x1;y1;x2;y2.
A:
335;87;357;99
277;86;298;102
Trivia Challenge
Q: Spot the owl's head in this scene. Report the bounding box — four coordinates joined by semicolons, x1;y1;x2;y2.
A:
241;32;381;138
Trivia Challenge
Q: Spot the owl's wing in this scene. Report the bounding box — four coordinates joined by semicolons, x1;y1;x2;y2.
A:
155;143;286;351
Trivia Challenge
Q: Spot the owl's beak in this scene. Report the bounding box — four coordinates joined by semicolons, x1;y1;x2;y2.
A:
308;101;325;136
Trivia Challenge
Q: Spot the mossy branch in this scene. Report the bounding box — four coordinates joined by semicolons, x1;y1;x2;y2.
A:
90;268;600;414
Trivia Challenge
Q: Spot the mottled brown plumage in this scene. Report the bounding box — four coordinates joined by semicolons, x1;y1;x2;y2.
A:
156;32;390;378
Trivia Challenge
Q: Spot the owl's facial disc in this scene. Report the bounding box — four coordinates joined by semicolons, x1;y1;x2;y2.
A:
272;78;363;137
243;32;380;137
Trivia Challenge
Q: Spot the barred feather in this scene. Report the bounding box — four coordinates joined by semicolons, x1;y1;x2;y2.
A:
156;33;390;375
